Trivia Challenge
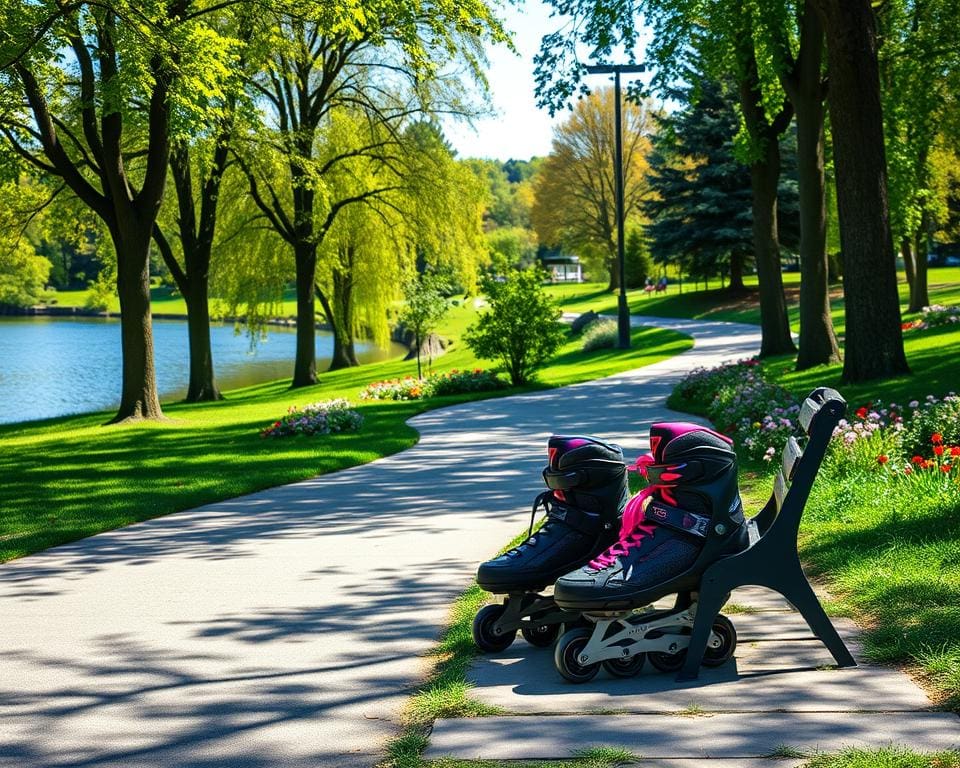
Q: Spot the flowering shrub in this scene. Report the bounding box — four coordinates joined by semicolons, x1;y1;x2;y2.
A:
897;394;960;457
359;369;505;401
901;304;960;332
581;318;618;352
676;359;798;461
359;377;428;401
428;368;507;396
675;360;960;489
261;399;363;438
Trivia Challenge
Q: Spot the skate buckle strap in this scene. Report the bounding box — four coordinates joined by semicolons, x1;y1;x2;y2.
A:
546;501;601;534
644;500;710;539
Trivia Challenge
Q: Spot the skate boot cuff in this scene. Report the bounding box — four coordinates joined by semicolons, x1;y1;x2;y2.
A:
542;460;626;491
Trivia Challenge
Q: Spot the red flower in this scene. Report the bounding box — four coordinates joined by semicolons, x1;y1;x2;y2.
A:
856;406;869;419
911;455;925;465
951;446;960;457
876;454;889;465
943;464;952;473
932;432;944;444
934;445;945;456
904;467;913;475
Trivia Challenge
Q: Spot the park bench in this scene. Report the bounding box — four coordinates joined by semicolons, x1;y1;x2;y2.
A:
677;386;859;681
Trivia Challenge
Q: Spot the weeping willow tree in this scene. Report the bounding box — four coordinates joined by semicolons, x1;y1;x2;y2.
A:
315;116;488;369
236;0;506;387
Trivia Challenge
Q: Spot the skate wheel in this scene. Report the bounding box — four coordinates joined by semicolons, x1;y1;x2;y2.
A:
648;649;687;673
554;628;600;683
521;623;560;648
702;614;737;667
472;604;516;653
602;653;646;678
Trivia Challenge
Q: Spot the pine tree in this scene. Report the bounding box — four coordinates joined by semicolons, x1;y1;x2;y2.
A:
644;75;799;290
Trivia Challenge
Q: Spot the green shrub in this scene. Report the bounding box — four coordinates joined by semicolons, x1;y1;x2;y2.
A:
464;269;565;386
581;318;618;351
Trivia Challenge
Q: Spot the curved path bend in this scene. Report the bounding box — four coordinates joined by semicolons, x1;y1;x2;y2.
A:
0;316;760;768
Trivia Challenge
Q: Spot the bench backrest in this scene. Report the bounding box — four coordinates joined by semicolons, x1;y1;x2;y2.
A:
750;387;847;542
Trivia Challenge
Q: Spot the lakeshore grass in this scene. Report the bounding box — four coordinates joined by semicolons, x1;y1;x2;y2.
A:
0;318;691;563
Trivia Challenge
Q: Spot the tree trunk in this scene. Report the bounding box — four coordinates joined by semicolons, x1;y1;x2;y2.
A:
111;227;163;423
792;3;841;370
292;242;318;387
750;137;797;356
813;0;909;381
729;252;746;292
902;237;916;294
739;37;796;357
183;277;222;402
332;262;360;369
909;227;930;312
316;286;352;372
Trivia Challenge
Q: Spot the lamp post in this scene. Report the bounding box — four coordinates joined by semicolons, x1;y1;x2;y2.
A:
584;63;645;349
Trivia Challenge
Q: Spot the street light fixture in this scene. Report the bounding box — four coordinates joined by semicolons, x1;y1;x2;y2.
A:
584;63;645;350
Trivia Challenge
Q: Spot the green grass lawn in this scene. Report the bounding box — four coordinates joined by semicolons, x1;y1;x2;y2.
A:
547;266;960;335
0;321;691;563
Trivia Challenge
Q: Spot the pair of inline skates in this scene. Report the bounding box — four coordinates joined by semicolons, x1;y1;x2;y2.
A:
472;424;748;682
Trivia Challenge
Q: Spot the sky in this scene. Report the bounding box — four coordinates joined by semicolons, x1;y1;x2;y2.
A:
441;0;568;162
442;1;653;162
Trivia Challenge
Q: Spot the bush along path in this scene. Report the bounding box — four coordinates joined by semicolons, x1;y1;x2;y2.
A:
422;324;960;767
0;315;757;768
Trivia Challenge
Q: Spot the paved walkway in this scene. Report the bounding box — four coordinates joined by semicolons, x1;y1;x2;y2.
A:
1;316;768;766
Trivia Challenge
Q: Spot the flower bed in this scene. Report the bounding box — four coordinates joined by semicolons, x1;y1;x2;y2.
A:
902;304;960;332
359;369;505;401
674;359;960;484
261;399;363;438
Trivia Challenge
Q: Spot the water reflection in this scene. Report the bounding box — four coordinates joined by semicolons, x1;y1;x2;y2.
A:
0;317;405;424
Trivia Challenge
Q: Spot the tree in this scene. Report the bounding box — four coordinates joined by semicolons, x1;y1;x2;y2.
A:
237;2;505;386
0;0;238;421
531;87;654;292
535;3;796;356
465;269;566;386
487;227;539;274
644;75;755;288
880;0;960;313
400;272;450;379
0;176;53;307
624;227;652;288
752;0;841;368
150;12;254;402
809;0;910;381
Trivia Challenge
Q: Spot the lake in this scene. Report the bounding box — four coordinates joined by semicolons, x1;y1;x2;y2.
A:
0;316;406;425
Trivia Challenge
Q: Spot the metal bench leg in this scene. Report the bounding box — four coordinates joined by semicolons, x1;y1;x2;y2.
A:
779;573;857;668
676;574;730;682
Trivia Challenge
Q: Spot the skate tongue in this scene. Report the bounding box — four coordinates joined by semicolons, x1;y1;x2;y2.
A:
588;485;657;569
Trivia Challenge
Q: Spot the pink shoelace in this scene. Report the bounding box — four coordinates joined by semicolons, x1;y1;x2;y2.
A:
589;452;673;569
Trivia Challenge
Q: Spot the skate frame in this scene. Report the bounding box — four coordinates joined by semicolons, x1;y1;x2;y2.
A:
493;592;580;635
676;386;858;681
574;605;723;665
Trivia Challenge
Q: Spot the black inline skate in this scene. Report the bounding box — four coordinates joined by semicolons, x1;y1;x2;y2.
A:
472;435;629;653
552;422;748;682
